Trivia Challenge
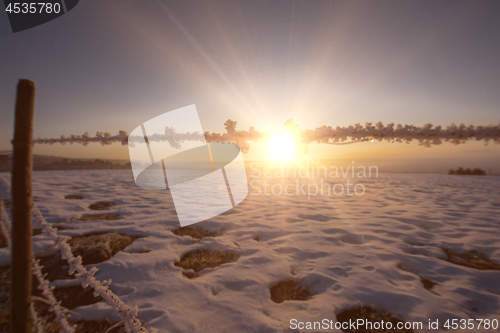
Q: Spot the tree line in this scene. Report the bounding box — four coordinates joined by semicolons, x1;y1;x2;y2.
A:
448;167;486;175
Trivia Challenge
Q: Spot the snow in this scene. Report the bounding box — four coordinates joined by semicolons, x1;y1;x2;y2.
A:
1;169;499;333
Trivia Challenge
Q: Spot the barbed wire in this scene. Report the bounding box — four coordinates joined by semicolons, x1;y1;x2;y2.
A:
0;175;156;333
31;204;152;333
0;201;11;247
30;303;45;333
0;177;74;332
31;258;76;333
31;119;500;158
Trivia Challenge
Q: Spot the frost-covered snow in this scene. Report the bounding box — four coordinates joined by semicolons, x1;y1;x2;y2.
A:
1;170;499;333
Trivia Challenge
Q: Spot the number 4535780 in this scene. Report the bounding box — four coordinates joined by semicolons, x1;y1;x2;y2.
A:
444;318;498;330
5;2;62;14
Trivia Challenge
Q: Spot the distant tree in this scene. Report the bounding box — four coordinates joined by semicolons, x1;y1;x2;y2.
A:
448;167;486;176
472;168;486;175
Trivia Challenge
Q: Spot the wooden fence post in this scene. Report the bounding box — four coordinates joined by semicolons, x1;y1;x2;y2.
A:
11;79;35;333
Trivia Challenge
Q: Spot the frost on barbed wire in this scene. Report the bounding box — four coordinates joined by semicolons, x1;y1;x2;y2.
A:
32;119;500;158
0;176;152;333
32;258;76;333
0;200;12;247
30;205;150;333
30;303;45;333
33;130;129;146
0;177;75;333
128;127;206;149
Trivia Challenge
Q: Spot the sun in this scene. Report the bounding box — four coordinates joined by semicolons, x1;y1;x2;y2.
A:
268;133;297;161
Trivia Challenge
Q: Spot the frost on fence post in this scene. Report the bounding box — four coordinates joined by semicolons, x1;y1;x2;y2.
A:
128;105;249;226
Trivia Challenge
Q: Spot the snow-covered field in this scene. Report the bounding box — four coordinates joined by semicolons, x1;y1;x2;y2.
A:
1;170;499;333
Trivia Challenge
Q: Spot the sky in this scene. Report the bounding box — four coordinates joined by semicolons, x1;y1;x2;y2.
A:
0;0;499;171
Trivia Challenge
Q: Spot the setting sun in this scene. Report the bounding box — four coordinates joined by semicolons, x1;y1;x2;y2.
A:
268;133;297;161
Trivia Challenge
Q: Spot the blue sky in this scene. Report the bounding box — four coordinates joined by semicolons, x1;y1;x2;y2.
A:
0;0;499;170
